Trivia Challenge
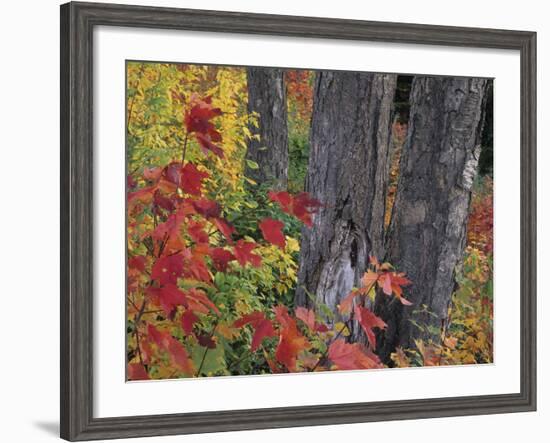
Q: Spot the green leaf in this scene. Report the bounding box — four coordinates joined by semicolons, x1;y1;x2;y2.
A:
191;344;226;376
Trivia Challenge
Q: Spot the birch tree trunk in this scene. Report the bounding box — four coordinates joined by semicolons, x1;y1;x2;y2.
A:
245;67;289;190
295;71;397;339
375;76;490;362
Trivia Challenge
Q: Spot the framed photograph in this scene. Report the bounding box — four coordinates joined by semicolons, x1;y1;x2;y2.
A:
60;1;536;441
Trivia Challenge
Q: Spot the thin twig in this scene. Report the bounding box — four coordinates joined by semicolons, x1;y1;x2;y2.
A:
310;318;352;372
196;321;219;376
181;132;189;167
134;327;144;367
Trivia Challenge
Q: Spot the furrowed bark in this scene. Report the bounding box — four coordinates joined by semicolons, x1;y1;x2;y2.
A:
375;76;490;362
245;67;289;190
296;70;397;340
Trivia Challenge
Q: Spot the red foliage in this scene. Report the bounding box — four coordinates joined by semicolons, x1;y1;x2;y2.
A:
184;95;222;139
127;93;412;380
268;191;322;226
328;339;382;370
354;306;387;348
233;240;262;268
259;218;286;249
210;247;235;272
180;162;209;196
233;312;277;351
285;70;313;120
128;363;149;381
273;306;311;372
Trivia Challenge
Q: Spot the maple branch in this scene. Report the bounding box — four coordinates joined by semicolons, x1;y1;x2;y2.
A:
157;232;169;258
196;320;219;376
134;326;145;367
127;297;140;313
181;132;189;167
310;317;352;372
226;352;249;373
142;309;164;315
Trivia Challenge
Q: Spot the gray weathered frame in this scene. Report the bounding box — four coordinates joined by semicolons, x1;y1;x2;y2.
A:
60;1;537;441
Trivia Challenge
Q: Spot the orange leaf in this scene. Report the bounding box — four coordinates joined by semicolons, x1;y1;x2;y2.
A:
338;290;359;315
328;339;382;370
166;336;195;375
295;307;315;330
273;305;311;371
354;305;387;348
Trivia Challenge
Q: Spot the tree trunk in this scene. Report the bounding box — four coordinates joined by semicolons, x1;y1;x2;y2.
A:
295;71;397;338
375;76;490;362
245;67;289;190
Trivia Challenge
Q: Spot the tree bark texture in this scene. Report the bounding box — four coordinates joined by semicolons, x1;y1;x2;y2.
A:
375;76;490;362
245;67;289;190
295;71;397;338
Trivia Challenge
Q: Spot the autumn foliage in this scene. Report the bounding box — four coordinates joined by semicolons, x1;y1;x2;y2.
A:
127;86;412;379
126;63;493;380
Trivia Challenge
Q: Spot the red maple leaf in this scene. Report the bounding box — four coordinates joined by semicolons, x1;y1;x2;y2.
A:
209;247;235;272
233;240;262;267
145;324;195;376
196;333;217;349
163;162;182;186
378;272;412;305
273;305;311;371
184;95;222;138
147;323;170;348
166;335;195;375
233;311;277;351
187;219;209;244
151;254;184;285
128;255;146;273
354;305;387;348
146;283;187;316
127;363;149;381
150;207;189;254
127;186;155;210
186;287;219;315
212;217;235;242
294;306;315;330
268;191;321;227
153;189;175;213
275;332;310;372
292;192;322;226
259;218;286;249
180;162;209;196
181;309;199;335
192;198;221;218
328;339;382;370
179;247;212;283
360;270;379;293
233;311;265;328
184;95;225;158
338;270;380;314
143;166;162;182
196;133;224;158
267;190;293;213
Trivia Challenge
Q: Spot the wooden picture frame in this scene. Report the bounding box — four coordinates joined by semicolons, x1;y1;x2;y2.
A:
60;1;536;440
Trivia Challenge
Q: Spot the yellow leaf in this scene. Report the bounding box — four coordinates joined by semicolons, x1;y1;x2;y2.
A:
334;322;350;337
